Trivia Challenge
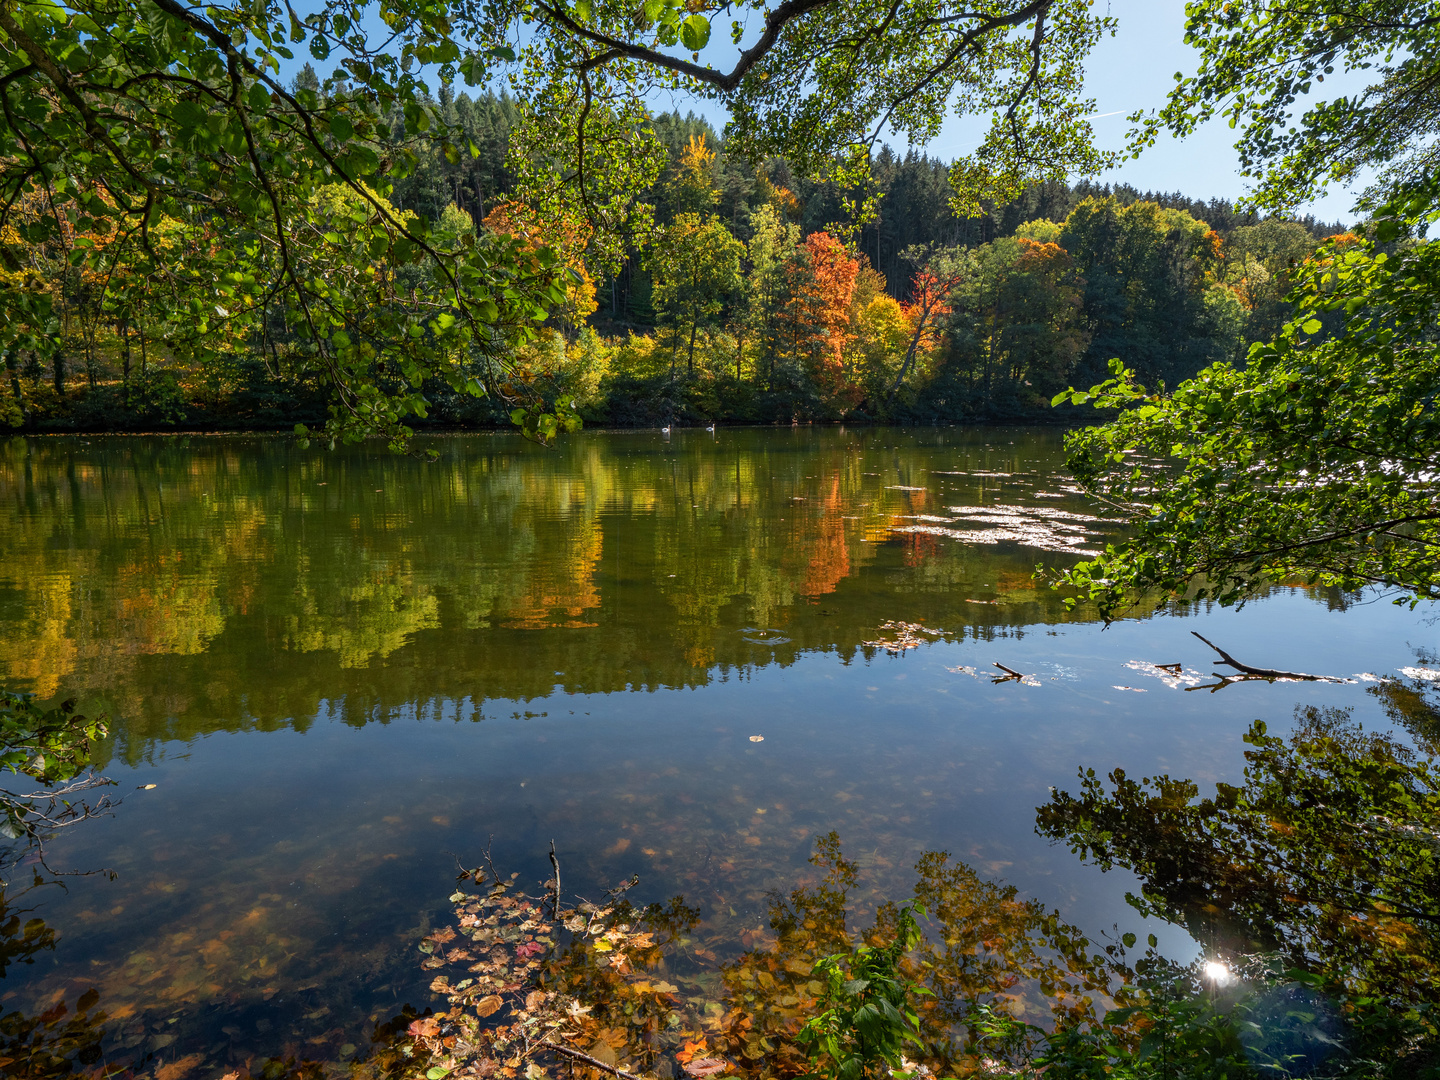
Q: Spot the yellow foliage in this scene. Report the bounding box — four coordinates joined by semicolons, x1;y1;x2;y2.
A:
850;294;913;384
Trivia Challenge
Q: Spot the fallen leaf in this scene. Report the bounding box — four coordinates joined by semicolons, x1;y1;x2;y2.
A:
475;994;504;1018
684;1058;730;1077
603;838;631;857
155;1053;204;1080
587;1042;618;1069
748;735;764;742
140;784;157;790
675;1040;707;1065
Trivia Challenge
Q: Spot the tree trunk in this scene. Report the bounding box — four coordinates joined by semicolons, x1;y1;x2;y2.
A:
52;351;66;397
120;319;132;396
887;298;933;407
687;321;698;375
4;350;23;413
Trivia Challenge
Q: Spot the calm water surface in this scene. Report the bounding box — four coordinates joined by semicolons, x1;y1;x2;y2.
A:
0;427;1433;1075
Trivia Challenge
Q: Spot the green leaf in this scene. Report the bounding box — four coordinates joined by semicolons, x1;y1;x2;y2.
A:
679;13;710;50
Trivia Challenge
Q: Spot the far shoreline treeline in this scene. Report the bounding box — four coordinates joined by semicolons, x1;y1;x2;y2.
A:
1;78;1352;438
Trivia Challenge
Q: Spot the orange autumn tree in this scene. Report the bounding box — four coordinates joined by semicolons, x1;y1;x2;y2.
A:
780;232;861;415
888;247;970;406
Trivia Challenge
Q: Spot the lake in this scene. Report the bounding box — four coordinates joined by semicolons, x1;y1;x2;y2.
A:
0;426;1432;1077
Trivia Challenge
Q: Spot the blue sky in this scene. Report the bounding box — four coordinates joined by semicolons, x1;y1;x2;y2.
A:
321;0;1368;223
640;0;1367;225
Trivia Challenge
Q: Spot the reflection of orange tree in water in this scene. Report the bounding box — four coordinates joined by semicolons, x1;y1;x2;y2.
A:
386;834;1136;1080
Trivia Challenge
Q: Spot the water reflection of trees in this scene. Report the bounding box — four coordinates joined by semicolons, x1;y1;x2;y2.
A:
0;431;1102;759
1038;701;1440;1072
0;883;108;1078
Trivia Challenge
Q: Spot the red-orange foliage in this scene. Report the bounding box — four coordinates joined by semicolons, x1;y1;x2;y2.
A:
1201;227;1225;262
900;269;959;353
1013;237;1074;273
781;232;860;409
797;232;859;365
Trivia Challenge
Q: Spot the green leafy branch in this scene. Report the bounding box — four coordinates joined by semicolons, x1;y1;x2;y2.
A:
797;902;930;1080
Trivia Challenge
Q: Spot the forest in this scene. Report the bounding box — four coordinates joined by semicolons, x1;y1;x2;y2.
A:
0;75;1350;434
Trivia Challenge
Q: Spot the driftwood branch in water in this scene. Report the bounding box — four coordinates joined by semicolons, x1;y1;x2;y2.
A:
993;662;1025;679
540;1040;646;1080
1190;631;1340;682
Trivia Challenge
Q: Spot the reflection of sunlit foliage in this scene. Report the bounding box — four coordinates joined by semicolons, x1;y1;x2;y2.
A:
0;432;1108;758
1038;706;1440;1071
903;850;1121;1067
0;884;107;1078
394;836;1137;1080
1370;651;1440;756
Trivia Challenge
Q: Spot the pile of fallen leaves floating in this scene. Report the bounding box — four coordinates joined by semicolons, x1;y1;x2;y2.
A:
859;622;941;655
381;836;1130;1080
386;863;804;1080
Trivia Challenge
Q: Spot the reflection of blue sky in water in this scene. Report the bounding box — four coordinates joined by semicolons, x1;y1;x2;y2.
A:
0;428;1432;1074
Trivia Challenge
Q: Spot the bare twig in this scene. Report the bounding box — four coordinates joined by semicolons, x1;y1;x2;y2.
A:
993;662;1025;680
539;1039;646;1080
549;839;561;920
605;875;640;902
482;835;503;887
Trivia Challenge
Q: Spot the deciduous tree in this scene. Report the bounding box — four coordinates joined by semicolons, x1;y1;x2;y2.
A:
650;214;745;378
